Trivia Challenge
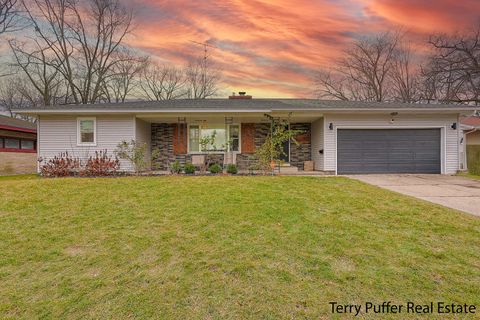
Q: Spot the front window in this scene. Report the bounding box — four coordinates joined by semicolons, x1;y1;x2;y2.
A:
189;125;200;152
0;137;36;151
5;138;20;149
188;124;240;153
229;125;239;152
77;117;96;145
21;140;35;150
201;127;226;151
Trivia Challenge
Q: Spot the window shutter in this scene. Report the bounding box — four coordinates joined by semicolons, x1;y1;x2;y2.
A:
241;123;255;153
173;123;187;155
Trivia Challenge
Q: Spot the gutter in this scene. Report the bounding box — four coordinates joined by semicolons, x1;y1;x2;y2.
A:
11;109;274;114
464;127;478;136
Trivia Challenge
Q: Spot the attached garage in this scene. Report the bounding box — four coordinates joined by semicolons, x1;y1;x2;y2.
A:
337;129;441;174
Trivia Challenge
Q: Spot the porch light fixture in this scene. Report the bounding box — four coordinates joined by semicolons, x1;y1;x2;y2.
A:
390;112;398;124
451;122;457;130
329;122;333;130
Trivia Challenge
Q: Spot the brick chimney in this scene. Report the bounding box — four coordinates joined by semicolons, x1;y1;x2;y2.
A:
229;91;252;99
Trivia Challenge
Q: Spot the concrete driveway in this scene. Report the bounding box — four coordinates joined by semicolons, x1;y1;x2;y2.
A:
349;174;480;217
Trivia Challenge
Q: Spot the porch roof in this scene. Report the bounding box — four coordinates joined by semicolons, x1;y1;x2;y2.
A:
11;99;477;115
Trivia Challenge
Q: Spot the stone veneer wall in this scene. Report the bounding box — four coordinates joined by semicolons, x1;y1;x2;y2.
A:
290;123;311;170
151;122;311;171
151;123;223;170
236;123;270;171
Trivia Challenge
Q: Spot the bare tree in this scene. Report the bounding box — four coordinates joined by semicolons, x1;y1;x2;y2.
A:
0;77;23;116
9;40;65;105
423;26;480;104
390;43;420;102
0;75;39;119
18;0;134;104
185;57;221;99
315;71;366;101
316;32;403;102
0;0;19;35
139;62;187;100
102;50;148;103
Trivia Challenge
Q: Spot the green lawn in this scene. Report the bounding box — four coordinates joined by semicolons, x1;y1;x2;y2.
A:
0;176;479;319
458;172;480;181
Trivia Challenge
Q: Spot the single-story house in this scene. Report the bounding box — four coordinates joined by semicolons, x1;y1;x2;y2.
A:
0;115;37;175
12;95;477;175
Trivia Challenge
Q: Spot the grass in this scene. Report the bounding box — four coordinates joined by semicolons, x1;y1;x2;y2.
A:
458;172;480;181
467;145;480;175
0;176;479;319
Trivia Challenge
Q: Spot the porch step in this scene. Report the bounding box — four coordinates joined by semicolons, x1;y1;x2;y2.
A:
278;170;334;176
279;163;292;167
277;165;299;174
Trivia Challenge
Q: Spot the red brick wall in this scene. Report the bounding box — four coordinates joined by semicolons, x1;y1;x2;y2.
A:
241;123;255;153
173;123;188;155
0;152;37;175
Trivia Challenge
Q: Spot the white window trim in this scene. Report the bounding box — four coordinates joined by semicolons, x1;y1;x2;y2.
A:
187;123;241;154
77;117;97;146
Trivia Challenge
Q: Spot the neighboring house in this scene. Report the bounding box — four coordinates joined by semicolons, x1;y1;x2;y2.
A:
461;116;480;145
12;94;476;175
0;115;37;175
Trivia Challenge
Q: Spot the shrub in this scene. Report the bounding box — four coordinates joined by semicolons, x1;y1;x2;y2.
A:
114;140;147;174
170;160;182;174
184;162;196;174
151;147;163;171
208;163;222;174
226;164;238;174
81;150;120;177
40;152;80;177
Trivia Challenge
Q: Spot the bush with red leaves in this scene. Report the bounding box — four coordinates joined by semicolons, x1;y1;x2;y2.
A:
39;152;81;177
40;150;120;177
81;150;120;177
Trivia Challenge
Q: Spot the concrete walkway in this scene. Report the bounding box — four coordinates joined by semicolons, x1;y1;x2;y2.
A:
349;174;480;217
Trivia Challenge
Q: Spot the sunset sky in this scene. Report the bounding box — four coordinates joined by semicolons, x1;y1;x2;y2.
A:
13;0;480;98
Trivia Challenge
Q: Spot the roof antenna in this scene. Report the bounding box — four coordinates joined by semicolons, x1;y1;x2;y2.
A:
189;40;218;98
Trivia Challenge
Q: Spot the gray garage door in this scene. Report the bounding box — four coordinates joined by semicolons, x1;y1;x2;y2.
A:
337;129;441;174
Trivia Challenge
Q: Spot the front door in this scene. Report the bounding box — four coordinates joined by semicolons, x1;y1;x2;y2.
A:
279;138;290;162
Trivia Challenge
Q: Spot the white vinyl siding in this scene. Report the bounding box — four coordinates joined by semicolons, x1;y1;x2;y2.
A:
322;113;460;174
135;117;151;167
310;118;324;171
38;115;135;172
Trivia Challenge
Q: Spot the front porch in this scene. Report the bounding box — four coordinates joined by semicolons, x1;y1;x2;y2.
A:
138;114;321;173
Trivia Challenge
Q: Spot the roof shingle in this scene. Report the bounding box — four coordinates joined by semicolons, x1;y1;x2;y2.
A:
10;99;477;112
0;115;37;131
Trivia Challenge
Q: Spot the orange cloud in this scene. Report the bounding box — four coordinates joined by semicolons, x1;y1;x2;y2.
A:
364;0;480;33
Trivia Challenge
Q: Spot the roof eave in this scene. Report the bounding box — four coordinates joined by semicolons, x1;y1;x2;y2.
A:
12;107;478;115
